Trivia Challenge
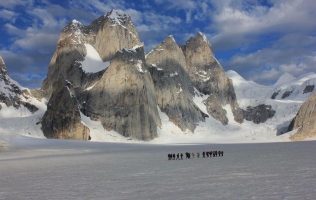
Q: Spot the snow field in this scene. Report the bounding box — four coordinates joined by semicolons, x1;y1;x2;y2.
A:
0;137;315;200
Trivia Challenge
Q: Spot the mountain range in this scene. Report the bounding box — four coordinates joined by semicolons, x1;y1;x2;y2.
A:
0;10;315;143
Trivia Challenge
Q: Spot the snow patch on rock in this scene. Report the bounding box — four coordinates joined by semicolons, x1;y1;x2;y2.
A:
80;44;109;73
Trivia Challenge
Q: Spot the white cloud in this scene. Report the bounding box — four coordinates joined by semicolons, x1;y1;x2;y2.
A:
4;23;24;36
0;9;18;22
209;0;316;49
154;0;208;22
13;31;59;53
0;0;33;9
0;49;34;71
250;55;316;85
250;68;280;84
27;7;68;28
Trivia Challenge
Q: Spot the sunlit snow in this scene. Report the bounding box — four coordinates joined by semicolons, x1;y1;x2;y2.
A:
80;44;109;73
0;136;315;200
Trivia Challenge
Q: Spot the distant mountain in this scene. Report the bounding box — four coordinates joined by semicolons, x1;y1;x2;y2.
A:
1;10;316;143
227;70;316;137
274;72;296;87
271;73;316;100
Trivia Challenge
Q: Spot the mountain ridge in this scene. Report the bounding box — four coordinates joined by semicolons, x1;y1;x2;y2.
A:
0;10;316;143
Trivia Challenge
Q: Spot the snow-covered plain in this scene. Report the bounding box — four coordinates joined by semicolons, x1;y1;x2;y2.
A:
1;68;316;199
0;137;315;200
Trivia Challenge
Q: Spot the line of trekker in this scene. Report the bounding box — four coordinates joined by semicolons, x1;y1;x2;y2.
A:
168;151;224;160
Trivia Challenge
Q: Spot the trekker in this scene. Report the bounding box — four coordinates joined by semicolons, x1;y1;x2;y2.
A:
192;152;195;158
173;154;175;160
197;152;200;158
176;153;180;160
185;152;191;159
202;151;205;158
180;153;183;159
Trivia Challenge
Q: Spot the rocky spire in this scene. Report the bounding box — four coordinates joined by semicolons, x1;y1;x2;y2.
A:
82;46;161;140
87;9;141;61
181;32;243;124
41;9;142;98
146;35;207;132
41;78;90;140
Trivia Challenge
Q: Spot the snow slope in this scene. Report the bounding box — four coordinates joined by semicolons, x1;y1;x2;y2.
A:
274;72;296;86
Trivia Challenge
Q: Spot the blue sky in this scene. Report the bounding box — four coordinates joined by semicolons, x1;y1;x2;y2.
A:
0;0;315;89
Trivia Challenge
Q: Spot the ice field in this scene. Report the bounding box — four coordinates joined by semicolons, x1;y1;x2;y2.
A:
1;137;315;200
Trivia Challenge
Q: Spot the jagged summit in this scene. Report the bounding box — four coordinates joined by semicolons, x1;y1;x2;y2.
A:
62;19;84;33
41;9;141;98
161;35;179;49
167;35;176;42
106;9;131;26
197;31;211;46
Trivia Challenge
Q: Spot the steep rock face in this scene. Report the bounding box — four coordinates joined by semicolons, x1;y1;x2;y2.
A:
242;105;275;124
146;36;206;132
180;32;243;124
288;91;316;140
82;46;161;140
41;78;90;140
0;56;38;113
41;10;142;98
86;10;141;61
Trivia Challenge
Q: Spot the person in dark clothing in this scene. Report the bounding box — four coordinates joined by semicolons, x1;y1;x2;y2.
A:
206;152;209;157
173;154;175;160
185;152;191;159
180;153;183;159
168;154;171;160
209;151;212;157
202;151;205;158
197;152;200;158
176;153;180;160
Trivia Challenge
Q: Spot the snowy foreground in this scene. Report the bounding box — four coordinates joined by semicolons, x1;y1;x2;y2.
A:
1;137;316;200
